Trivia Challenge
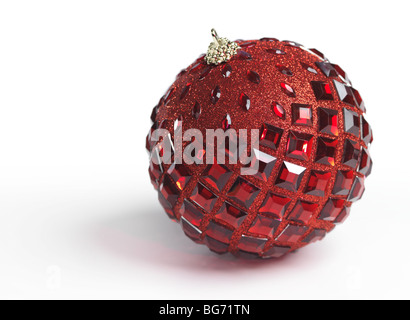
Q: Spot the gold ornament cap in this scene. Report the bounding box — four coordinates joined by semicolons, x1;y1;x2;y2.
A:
205;29;241;65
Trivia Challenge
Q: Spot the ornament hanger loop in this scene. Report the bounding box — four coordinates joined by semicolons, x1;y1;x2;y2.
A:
205;28;241;65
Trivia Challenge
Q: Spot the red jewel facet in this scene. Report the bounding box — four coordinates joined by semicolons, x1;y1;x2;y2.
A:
272;102;286;119
344;108;361;137
222;64;232;78
332;170;354;196
159;174;180;207
280;82;296;97
342;139;361;169
361;117;372;145
248;215;281;237
334;80;356;107
266;48;286;55
201;163;232;192
359;148;373;177
167;163;192;191
205;221;233;244
352;88;366;112
204;236;229;254
211;86;221;104
262;245;290;259
238;235;267;254
260;123;284;150
237;50;252;60
163;87;176;105
319;198;345;222
158;192;176;220
190;182;218;212
180;217;202;243
291;104;313;126
304;170;332;197
198;66;212;80
276;224;308;243
215;202;248;228
348;176;365;202
287;200;319;224
221;114;232;130
276;64;293;76
180;82;192;100
246;149;277;182
316;61;338;77
318;107;339;136
286;131;314;161
303;229;326;244
301;62;318;74
180;199;204;228
335;206;351;224
227;177;260;209
316;137;338;166
275;161;306;192
247;70;261;84
311;81;334;100
192;101;201;120
258;192;292;221
239;93;251;110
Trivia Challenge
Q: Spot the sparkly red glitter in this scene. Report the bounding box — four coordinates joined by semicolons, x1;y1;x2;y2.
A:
147;35;372;259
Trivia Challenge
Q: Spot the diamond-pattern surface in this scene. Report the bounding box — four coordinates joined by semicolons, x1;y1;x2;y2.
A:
147;37;372;259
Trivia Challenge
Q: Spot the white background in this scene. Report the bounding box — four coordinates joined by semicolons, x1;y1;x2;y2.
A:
0;0;408;300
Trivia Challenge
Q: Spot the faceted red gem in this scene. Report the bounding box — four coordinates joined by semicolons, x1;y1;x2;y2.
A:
332;64;350;84
316;137;338;166
361;117;372;145
174;115;183;134
167;163;191;191
272;102;286;119
304;170;332;197
222;64;232;78
180;199;204;228
201;163;232;191
176;68;187;79
247;70;261;84
260;37;279;42
359;148;373;177
198;66;212;80
276;64;293;76
239;93;251;110
303;229;326;244
237;50;252;60
318;107;339;136
238;235;267;253
205;221;233;244
266;48;286;55
180;83;192;100
309;48;326;59
180;217;202;243
221;114;232;130
348;176;365;202
260;123;284;150
352;88;366;112
149;169;158;190
342;139;361;169
311;81;334;100
227;177;260;209
211;86;221;104
246;149;277;182
240;41;257;48
190;61;204;73
319;198;346;222
316;61;338;77
192;101;201;120
283;40;303;47
280;82;296;97
149;147;163;181
150;105;159;123
301;62;318;74
344;108;360;137
158;192;176;220
287;200;318;224
262;245;290;259
334;80;356;106
332;170;354;196
258;192;292;220
276;224;308;243
248;215;281;237
215;202;248;228
291;104;313;126
204;236;229;254
163;87;176;106
286;131;314;161
159;174;180;207
275;161;306;192
335;206;351;224
190;182;218;212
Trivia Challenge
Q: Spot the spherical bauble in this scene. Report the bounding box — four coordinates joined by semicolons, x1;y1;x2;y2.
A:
146;35;372;259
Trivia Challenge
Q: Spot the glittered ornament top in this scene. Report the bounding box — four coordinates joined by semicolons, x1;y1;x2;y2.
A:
147;30;373;259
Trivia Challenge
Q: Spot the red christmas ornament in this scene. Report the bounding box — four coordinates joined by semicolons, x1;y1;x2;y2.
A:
146;30;372;259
